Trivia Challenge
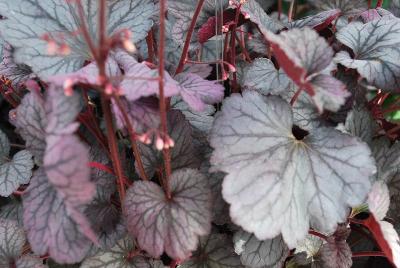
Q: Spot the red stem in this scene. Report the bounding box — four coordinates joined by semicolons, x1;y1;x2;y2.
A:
278;0;282;20
229;5;242;93
75;0;98;60
352;251;386;258
146;29;156;63
174;0;206;75
288;0;295;22
368;0;372;8
290;88;302;106
376;0;383;8
158;0;172;199
308;230;328;240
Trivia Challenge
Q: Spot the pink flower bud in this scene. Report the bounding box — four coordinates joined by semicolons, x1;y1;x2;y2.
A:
155;137;164;151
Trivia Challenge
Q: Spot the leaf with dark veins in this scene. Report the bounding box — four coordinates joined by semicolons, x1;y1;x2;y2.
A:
0;219;25;266
209;91;376;248
371;137;400;182
136;111;200;178
23;169;94;264
0;198;23;226
0;150;34;197
0;0;156;78
115;51;181;102
319;225;352;268
309;0;367;17
288;9;341;31
175;72;224;112
13;91;47;165
81;237;164;268
335;19;400;91
233;230;289;268
242;58;291;95
124;168;212;259
16;255;48;268
0;43;33;89
343;106;378;144
264;27;349;112
179;233;244;268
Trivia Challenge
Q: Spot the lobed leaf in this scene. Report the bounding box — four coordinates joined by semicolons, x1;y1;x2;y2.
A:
210;91;376;248
0;219;25;266
124;168;212;259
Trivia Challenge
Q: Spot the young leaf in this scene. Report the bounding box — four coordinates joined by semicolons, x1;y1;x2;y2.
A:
368;180;390;221
124;168;212;259
115;51;180;102
0;219;25;266
209;91;376;248
309;0;367;17
81;237;163;268
13;91;47;165
242;58;291;95
288;9;341;31
319;225;352;268
0;0;156;78
175;73;224;112
233;230;289;268
335;19;400;91
136;111;200;178
23;169;93;264
294;234;324;260
179;233;244;268
0;150;34;197
343;107;378;144
371;138;400;182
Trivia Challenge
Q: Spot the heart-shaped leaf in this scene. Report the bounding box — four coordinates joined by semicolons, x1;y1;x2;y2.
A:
319;225;352;268
124;168;212;259
210;91;375;248
0;0;156;78
335;19;400;91
179;233;244;268
233;230;289;268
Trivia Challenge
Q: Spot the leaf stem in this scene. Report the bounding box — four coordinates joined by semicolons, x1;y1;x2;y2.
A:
308;230;328;240
352;251;386;258
175;0;206;75
376;0;383;8
75;0;98;60
146;28;156;63
288;0;296;23
290;88;302;106
113;95;149;181
158;0;172;199
229;5;242;93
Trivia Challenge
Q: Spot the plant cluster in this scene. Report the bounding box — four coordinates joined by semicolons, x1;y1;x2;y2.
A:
0;0;400;267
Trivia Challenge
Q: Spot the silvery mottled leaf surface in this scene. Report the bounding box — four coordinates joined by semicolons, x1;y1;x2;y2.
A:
175;72;224;112
391;0;400;17
0;0;156;78
0;43;33;89
343;107;378;144
0;198;23;226
0;129;9;160
0;219;25;266
23;169;92;264
233;230;289;268
368;180;390;221
13;91;47;165
309;0;367;17
335;19;400;91
242;58;291;95
210;91;375;248
137;111;200;178
124;168;211;259
288;9;341;31
16;255;48;268
294;234;324;260
0;150;34;197
81;237;163;268
179;233;243;268
319;225;352;268
265;27;349;112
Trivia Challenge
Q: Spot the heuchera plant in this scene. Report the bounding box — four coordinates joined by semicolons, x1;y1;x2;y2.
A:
0;0;400;267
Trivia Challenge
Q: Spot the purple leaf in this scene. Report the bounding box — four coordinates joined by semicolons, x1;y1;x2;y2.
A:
175;72;224;112
335;19;400;91
319;225;352;268
112;97;160;135
114;51;180;102
13;91;47;165
44;135;95;207
0;219;25;266
265;27;349;112
137;111;200;178
124;168;212;259
23;169;94;264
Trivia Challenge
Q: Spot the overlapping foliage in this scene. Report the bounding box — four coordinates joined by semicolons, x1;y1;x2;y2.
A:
0;0;399;267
